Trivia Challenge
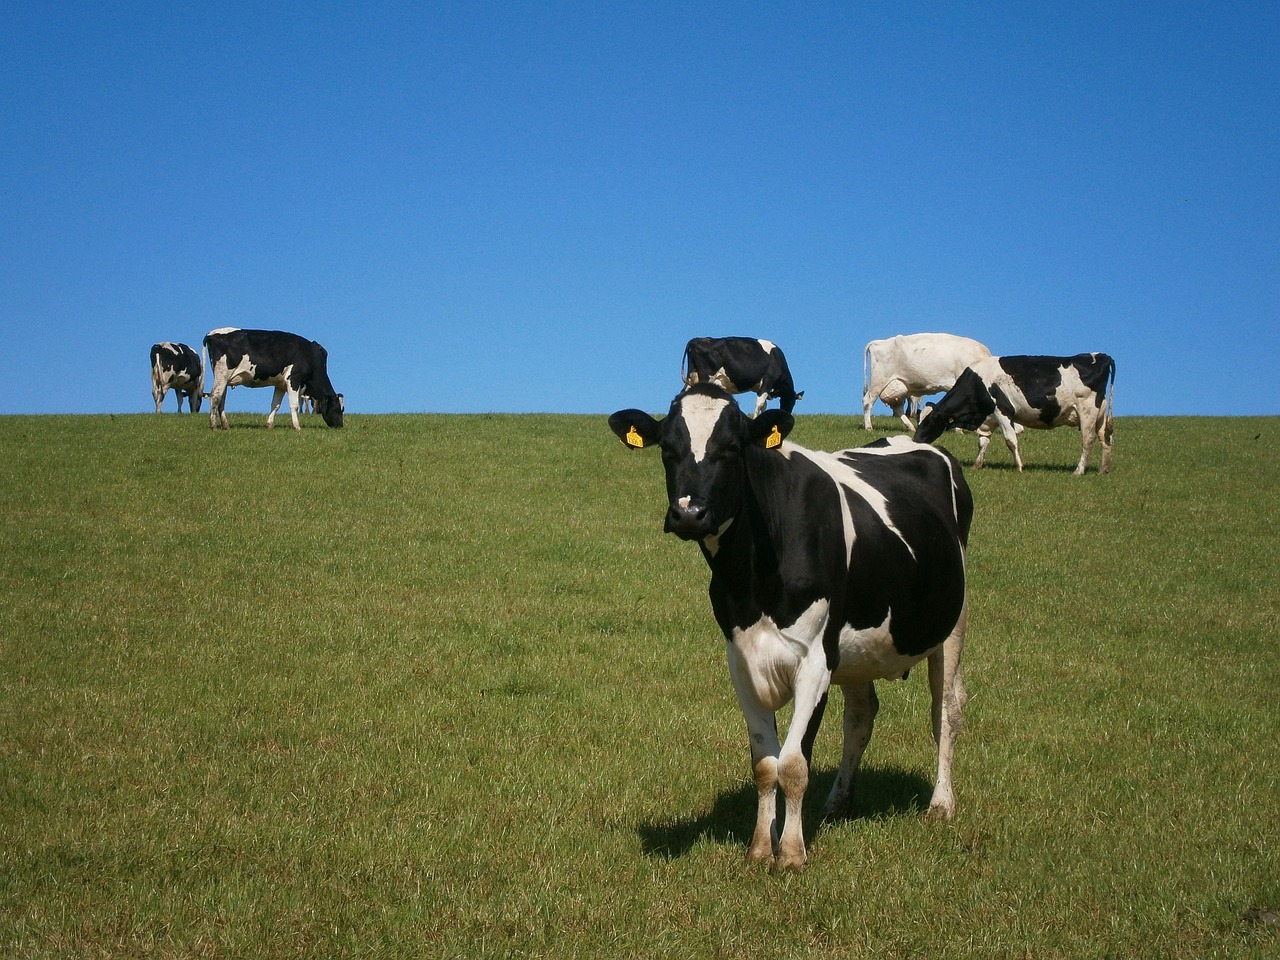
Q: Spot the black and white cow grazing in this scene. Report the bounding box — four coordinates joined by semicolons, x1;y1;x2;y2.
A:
914;353;1115;475
610;383;972;871
682;337;804;416
150;342;203;413
203;327;344;430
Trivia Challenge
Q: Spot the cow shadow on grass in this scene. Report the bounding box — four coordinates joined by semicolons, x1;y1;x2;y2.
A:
955;459;1084;474
636;765;933;860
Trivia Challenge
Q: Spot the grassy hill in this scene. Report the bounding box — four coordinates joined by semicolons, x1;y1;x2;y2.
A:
2;411;1277;958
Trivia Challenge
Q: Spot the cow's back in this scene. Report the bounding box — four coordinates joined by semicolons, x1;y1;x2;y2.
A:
871;333;990;388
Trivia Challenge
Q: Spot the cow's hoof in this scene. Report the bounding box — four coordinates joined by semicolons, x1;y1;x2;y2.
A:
925;801;955;822
773;852;807;874
744;843;774;866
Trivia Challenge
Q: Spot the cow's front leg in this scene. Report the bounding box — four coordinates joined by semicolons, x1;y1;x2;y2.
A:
742;704;781;864
775;655;831;871
973;425;991;468
267;387;286;428
990;415;1023;471
727;648;782;863
286;387;302;430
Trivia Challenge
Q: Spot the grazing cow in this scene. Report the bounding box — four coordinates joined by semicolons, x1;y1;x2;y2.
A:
863;333;992;430
150;342;203;413
610;384;972;871
203;327;344;430
914;353;1115;475
682;337;803;416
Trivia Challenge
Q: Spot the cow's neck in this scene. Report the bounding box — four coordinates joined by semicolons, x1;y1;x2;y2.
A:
702;447;791;632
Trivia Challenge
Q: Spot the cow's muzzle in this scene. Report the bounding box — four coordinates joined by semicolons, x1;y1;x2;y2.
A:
665;498;714;540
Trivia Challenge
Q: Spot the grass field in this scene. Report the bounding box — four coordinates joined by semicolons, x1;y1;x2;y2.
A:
2;410;1277;958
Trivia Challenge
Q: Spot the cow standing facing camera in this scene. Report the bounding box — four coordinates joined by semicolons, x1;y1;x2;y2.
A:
610;384;972;871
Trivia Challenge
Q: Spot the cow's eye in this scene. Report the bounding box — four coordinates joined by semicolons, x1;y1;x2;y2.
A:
711;442;741;461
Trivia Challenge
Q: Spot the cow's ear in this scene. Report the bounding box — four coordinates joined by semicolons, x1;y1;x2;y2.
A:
608;409;663;450
751;410;794;450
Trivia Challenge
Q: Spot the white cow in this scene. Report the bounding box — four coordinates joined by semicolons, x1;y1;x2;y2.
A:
863;333;993;430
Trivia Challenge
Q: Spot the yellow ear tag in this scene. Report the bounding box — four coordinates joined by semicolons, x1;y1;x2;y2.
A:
765;425;783;449
625;425;646;448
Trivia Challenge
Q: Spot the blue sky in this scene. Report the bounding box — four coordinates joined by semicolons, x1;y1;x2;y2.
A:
3;2;1276;416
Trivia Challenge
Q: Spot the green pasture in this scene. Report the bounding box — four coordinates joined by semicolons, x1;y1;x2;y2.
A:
2;410;1277;958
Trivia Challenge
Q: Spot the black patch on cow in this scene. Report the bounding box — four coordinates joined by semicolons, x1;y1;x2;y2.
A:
913;368;995;443
1073;354;1115;407
995;356;1064;426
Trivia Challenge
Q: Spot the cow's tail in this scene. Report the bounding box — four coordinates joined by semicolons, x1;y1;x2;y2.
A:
862;341;873;406
1104;354;1116;433
200;338;211;399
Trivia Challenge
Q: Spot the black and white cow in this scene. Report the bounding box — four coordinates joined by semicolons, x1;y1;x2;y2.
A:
682;337;803;416
610;383;972;871
150;342;203;413
914;353;1115;475
203;327;344;430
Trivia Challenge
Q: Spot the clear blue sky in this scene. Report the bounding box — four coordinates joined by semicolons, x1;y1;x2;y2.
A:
3;2;1277;416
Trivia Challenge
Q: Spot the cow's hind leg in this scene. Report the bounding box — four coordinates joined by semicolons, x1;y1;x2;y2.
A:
926;604;967;821
1099;407;1114;475
209;381;229;430
820;680;878;819
1074;402;1098;475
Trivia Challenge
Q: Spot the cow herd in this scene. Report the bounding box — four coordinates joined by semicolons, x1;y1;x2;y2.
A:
149;325;1111;871
149;328;344;430
610;332;1114;871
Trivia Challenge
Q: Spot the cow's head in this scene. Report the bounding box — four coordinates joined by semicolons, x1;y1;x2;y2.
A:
609;384;793;541
314;391;344;428
913;368;994;445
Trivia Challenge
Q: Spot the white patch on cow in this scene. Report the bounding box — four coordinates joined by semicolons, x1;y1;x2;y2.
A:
701;518;735;557
727;600;830;713
832;611;931;684
702;366;744;395
678;392;731;463
207;326;240;335
756;339;777;353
